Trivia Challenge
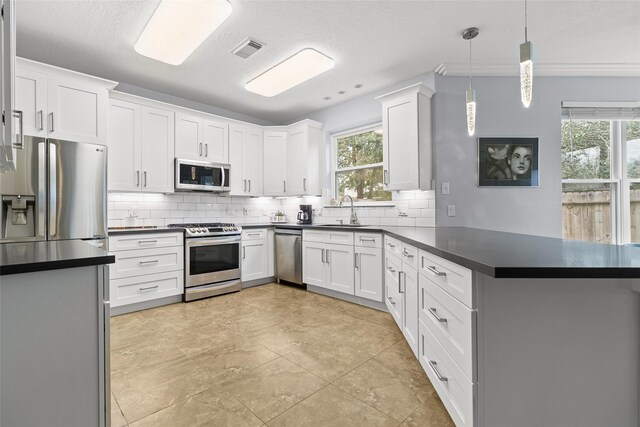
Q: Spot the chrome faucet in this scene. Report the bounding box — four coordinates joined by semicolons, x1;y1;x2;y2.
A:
339;195;359;225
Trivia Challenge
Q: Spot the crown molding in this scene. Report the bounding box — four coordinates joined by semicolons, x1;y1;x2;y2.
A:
437;63;640;77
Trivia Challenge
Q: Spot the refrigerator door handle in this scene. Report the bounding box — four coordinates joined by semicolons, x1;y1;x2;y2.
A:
48;142;57;238
37;141;47;238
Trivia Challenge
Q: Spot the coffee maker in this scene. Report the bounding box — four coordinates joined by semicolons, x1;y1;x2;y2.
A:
297;204;313;224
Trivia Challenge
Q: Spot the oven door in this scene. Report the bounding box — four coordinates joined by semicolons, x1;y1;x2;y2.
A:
185;236;241;287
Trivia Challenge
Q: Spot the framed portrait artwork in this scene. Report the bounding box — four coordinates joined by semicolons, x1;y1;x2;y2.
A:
478;137;539;187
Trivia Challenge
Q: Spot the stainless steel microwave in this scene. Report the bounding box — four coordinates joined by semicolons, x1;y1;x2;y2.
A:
175;158;230;192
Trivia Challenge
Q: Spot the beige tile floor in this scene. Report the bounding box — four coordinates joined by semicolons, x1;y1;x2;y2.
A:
110;283;455;427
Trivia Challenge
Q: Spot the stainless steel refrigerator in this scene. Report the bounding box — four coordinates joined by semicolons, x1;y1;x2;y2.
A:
0;136;107;247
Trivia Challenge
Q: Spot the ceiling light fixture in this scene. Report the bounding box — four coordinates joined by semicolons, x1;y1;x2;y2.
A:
463;27;479;137
135;0;232;65
245;48;335;97
520;0;533;107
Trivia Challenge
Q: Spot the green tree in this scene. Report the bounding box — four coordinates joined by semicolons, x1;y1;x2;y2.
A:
561;120;611;179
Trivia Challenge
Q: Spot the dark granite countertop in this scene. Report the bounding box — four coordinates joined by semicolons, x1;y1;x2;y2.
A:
0;240;115;276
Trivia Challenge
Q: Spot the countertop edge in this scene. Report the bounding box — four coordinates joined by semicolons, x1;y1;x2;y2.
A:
108;228;184;235
0;254;115;276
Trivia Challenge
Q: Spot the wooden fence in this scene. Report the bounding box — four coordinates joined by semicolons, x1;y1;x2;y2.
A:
562;189;640;243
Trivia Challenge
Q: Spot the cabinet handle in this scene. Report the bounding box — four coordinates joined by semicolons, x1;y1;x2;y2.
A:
37;110;44;131
248;179;251;192
321;249;325;263
360;237;376;243
243;179;247;191
205;143;208;157
139;285;159;291
138;239;157;245
326;249;330;264
49;112;54;132
303;178;307;191
139;259;159;265
428;360;448;382
384;169;388;185
144;171;147;187
398;271;403;294
136;170;140;187
428;307;448;323
248;232;261;236
387;296;395;305
283;180;286;193
386;242;395;248
387;266;395;273
402;250;414;258
242;246;246;259
426;266;446;277
355;252;359;269
11;110;23;149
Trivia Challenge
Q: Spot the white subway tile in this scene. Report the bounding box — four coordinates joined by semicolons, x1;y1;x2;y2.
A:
108;193;122;202
421;209;436;218
416;217;436;227
164;194;184;203
406;208;422;218
107;219;122;228
385;208;399;217
379;218;397;226
182;195;200;203
143;219;165;227
428;199;436;209
397;217;416;226
196;203;214;211
142;193;165;202
179;203;196;211
150;210;171;218
113;201;137;210
409;199;430;209
120;193;144;202
135;211;150;219
361;217;381;226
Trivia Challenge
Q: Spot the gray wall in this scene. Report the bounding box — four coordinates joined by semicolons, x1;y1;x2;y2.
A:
434;75;640;238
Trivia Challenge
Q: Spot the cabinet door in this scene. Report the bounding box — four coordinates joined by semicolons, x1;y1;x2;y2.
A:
47;76;108;144
383;97;419;190
245;128;263;196
385;252;402;328
302;241;325;287
355;247;383;302
286;125;308;195
242;240;268;281
1;0;17;172
15;68;47;137
228;125;245;195
108;99;140;192
175;112;202;160
402;265;419;356
326;243;354;295
263;131;286;196
202;117;228;163
140;106;174;193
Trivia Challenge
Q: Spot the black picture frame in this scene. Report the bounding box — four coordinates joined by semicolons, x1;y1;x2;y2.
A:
478;137;539;187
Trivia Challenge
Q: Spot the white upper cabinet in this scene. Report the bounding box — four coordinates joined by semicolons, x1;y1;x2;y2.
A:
1;0;17;172
15;58;115;146
376;83;434;191
229;124;263;196
263;130;287;196
175;111;229;164
108;94;174;193
263;120;323;197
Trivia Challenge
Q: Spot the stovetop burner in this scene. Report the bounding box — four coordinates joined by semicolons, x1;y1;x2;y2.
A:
167;222;241;237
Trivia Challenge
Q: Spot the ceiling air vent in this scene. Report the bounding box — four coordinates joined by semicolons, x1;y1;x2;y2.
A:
232;38;264;59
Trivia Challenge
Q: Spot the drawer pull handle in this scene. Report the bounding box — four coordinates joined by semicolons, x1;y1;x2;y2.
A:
360;238;376;242
387;266;396;273
139;285;159;291
138;240;158;245
428;307;448;323
248;233;261;236
387;296;395;305
427;266;446;277
139;259;159;265
386;242;395;248
428;360;448;382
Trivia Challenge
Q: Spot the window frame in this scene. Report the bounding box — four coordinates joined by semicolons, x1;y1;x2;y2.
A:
330;123;393;206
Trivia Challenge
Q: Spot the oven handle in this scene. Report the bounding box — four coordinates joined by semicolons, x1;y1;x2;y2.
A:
186;236;241;247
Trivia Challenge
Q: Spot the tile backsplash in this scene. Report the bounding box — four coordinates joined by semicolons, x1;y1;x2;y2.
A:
108;190;436;228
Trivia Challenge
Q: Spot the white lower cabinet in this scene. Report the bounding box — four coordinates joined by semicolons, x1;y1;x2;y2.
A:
402;264;419;355
109;232;184;308
325;243;354;294
302;241;326;287
241;229;270;282
354;246;383;302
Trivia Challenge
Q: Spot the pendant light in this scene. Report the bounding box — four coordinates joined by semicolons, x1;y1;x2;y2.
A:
520;0;533;107
463;27;479;136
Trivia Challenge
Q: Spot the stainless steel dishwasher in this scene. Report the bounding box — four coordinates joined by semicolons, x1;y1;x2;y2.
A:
275;228;303;285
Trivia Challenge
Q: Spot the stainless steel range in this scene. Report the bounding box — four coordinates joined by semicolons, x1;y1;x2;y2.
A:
168;223;242;302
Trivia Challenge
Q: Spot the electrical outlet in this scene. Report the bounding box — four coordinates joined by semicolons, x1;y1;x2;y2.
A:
243;207;248;216
447;205;456;217
226;207;234;216
441;182;450;195
398;206;408;217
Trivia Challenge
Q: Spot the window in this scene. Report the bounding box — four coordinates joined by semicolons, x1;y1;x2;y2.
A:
332;125;392;202
561;103;640;244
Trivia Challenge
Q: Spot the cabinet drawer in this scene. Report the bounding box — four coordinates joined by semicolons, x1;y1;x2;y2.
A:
419;249;473;308
109;246;184;280
355;232;382;248
109;232;183;251
400;243;418;270
242;229;268;241
303;230;353;245
420;275;475;381
419;319;474;427
110;271;184;308
384;235;403;258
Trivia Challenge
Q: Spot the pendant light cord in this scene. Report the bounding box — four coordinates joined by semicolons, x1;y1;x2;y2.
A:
469;38;473;90
524;0;528;42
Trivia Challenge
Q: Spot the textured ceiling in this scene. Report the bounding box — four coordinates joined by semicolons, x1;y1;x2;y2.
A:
16;0;640;124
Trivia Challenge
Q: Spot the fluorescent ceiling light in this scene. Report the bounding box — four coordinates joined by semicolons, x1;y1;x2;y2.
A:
245;48;335;97
135;0;232;65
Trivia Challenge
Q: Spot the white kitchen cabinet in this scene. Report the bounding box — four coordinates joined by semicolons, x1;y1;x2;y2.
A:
325;242;355;294
108;94;175;193
376;83;434;191
14;58;115;146
263;130;287;196
175;111;228;163
354;245;383;302
229;124;263;196
302;241;326;288
384;251;403;328
242;228;269;282
0;0;17;172
302;230;355;296
402;264;419;353
108;231;184;308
